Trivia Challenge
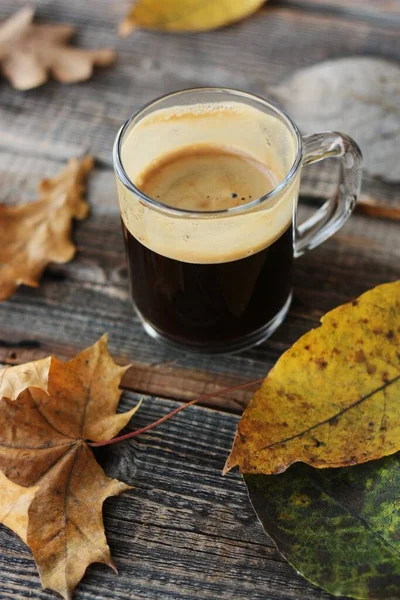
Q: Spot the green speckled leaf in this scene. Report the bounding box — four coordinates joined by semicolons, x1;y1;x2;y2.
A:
245;454;400;599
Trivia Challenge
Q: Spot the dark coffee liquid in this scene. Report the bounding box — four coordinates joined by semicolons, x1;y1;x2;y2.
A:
123;223;293;349
121;143;293;350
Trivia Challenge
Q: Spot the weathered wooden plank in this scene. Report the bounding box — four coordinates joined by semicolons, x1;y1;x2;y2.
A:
0;240;396;404
0;344;260;414
0;4;399;165
2;0;399;32
0;392;334;599
0;0;399;412
275;0;400;25
0;155;398;403
0;192;398;408
0;148;398;410
0;0;397;598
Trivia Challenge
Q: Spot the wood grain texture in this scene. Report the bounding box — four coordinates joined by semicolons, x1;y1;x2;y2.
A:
0;392;334;599
275;0;400;25
0;1;399;599
0;3;400;165
0;175;398;412
0;153;398;411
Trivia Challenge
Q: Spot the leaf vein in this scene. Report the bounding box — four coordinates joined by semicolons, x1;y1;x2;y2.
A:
309;470;400;558
257;375;400;453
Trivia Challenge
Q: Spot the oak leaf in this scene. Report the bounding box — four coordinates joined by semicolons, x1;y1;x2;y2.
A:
120;0;266;35
225;280;400;475
0;335;141;599
0;155;93;301
0;7;116;90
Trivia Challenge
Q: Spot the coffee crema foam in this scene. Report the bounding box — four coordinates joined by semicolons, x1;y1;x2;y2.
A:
137;144;278;212
118;101;300;264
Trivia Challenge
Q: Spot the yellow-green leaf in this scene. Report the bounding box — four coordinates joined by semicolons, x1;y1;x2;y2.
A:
224;280;400;475
120;0;266;35
245;454;400;599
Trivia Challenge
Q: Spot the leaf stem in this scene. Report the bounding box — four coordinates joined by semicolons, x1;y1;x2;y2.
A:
88;378;263;448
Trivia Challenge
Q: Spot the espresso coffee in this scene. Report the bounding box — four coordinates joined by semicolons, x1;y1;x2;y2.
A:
116;92;360;351
118;101;298;350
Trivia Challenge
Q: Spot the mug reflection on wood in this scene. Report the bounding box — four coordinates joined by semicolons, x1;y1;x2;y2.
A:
113;88;362;353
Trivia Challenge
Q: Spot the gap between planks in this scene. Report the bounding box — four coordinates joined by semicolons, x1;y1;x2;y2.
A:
0;343;259;414
268;0;400;27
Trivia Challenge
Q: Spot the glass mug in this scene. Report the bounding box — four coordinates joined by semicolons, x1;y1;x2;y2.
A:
113;88;362;353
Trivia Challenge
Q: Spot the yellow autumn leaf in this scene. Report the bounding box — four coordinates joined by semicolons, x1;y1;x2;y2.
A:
224;280;400;475
120;0;266;35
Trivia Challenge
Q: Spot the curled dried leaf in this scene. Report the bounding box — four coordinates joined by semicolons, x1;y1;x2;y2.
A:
0;471;38;544
0;359;51;400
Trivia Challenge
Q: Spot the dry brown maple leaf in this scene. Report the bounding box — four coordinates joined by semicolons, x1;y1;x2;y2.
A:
0;7;116;90
0;155;93;302
0;335;140;599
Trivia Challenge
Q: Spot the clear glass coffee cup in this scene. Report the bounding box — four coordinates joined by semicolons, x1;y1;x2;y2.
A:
113;88;362;354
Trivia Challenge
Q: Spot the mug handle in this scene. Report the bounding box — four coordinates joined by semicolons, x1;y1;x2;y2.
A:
294;132;362;258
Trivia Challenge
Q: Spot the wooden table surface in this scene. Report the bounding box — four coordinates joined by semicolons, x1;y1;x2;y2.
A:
0;1;399;599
